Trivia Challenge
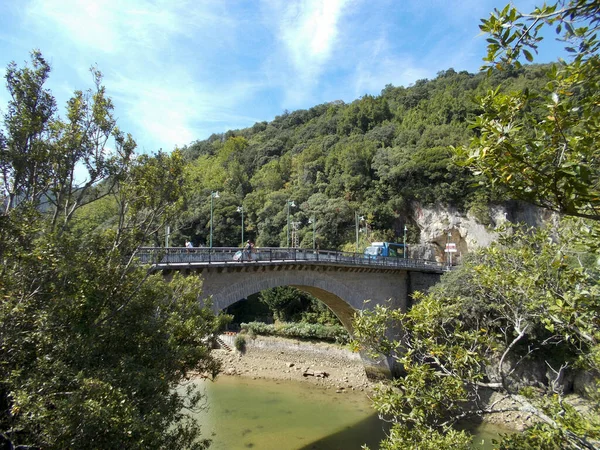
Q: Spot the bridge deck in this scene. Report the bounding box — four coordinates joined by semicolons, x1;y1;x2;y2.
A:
137;247;447;273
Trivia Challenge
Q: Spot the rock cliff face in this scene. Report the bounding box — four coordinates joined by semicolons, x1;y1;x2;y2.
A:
409;202;559;262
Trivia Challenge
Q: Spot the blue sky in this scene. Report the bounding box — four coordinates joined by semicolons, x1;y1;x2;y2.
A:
0;0;567;154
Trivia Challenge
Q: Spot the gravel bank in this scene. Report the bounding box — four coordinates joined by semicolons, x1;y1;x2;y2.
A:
212;335;372;393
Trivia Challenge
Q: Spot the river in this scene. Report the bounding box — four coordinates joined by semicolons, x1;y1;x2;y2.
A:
188;376;506;449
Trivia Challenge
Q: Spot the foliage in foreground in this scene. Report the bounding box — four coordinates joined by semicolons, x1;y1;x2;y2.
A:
0;52;224;449
240;321;350;344
458;0;600;223
354;223;600;449
355;1;600;448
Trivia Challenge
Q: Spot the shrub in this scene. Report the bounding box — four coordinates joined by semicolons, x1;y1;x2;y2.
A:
234;335;246;351
240;321;349;344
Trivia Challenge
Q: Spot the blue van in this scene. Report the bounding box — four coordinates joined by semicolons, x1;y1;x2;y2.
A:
364;242;407;259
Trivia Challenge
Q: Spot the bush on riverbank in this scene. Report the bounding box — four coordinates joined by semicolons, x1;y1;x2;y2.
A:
234;335;247;352
240;321;349;344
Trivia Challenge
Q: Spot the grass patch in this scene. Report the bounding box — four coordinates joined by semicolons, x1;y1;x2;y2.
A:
240;321;349;344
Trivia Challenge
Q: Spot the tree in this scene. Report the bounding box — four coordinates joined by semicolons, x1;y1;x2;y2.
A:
354;2;600;448
1;51;136;228
1;50;56;212
456;1;600;221
0;52;224;449
353;224;600;449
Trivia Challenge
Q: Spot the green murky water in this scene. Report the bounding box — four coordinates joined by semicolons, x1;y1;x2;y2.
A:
188;376;507;450
191;376;384;449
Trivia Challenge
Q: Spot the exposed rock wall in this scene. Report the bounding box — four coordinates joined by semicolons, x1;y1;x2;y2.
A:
409;201;559;262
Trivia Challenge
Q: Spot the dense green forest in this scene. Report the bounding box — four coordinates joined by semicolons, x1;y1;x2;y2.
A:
173;65;550;251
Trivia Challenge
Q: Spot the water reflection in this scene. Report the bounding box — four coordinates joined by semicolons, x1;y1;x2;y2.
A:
190;376;386;450
297;413;388;450
188;376;506;450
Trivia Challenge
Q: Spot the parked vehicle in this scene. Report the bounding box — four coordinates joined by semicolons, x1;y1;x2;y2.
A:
364;242;407;259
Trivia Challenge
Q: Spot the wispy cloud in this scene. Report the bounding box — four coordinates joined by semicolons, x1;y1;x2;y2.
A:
106;67;266;152
18;0;247;151
24;0;232;55
280;0;348;76
262;0;354;105
27;0;136;54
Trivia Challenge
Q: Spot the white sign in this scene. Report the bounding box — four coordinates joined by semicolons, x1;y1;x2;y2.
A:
445;243;457;253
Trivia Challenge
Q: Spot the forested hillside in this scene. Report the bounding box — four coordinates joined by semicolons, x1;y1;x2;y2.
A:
177;65;550;251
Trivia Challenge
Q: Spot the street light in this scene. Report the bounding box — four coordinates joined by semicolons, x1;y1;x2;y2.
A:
403;225;408;258
286;200;295;247
447;231;453;267
237;206;244;247
360;216;369;241
209;191;219;248
308;217;316;250
355;213;364;253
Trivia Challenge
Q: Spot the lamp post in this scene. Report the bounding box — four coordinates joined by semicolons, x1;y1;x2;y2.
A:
286;200;295;247
355;213;364;253
446;231;452;268
237;206;244;247
308;217;316;250
209;191;219;248
361;216;368;241
403;225;407;258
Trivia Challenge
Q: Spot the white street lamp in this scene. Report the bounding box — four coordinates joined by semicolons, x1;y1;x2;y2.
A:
360;216;368;241
308;217;316;250
209;191;219;248
286;200;295;247
237;206;244;247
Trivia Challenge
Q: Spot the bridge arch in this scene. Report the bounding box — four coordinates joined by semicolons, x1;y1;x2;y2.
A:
161;261;442;378
198;265;409;329
204;268;368;331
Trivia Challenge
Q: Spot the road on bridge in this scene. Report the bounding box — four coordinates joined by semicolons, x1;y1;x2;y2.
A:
136;247;447;274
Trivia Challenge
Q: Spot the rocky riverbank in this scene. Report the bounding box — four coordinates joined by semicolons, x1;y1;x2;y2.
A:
208;334;569;432
212;335;372;394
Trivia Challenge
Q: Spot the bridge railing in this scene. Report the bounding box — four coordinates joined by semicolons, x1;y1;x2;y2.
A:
135;247;447;272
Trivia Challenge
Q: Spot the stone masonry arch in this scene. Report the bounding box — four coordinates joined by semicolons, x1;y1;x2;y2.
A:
165;263;442;378
198;265;408;334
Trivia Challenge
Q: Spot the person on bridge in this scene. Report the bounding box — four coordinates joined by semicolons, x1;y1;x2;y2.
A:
185;240;193;248
243;240;251;260
243;240;256;261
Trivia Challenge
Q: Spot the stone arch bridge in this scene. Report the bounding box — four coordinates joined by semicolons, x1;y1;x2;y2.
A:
138;247;446;377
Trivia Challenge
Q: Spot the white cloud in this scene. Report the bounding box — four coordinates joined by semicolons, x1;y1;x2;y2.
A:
16;0;248;150
26;0;125;53
262;0;354;102
352;55;430;97
280;0;345;69
105;68;266;152
24;0;237;61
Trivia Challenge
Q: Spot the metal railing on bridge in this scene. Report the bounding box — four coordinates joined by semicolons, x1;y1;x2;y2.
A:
136;247;447;273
